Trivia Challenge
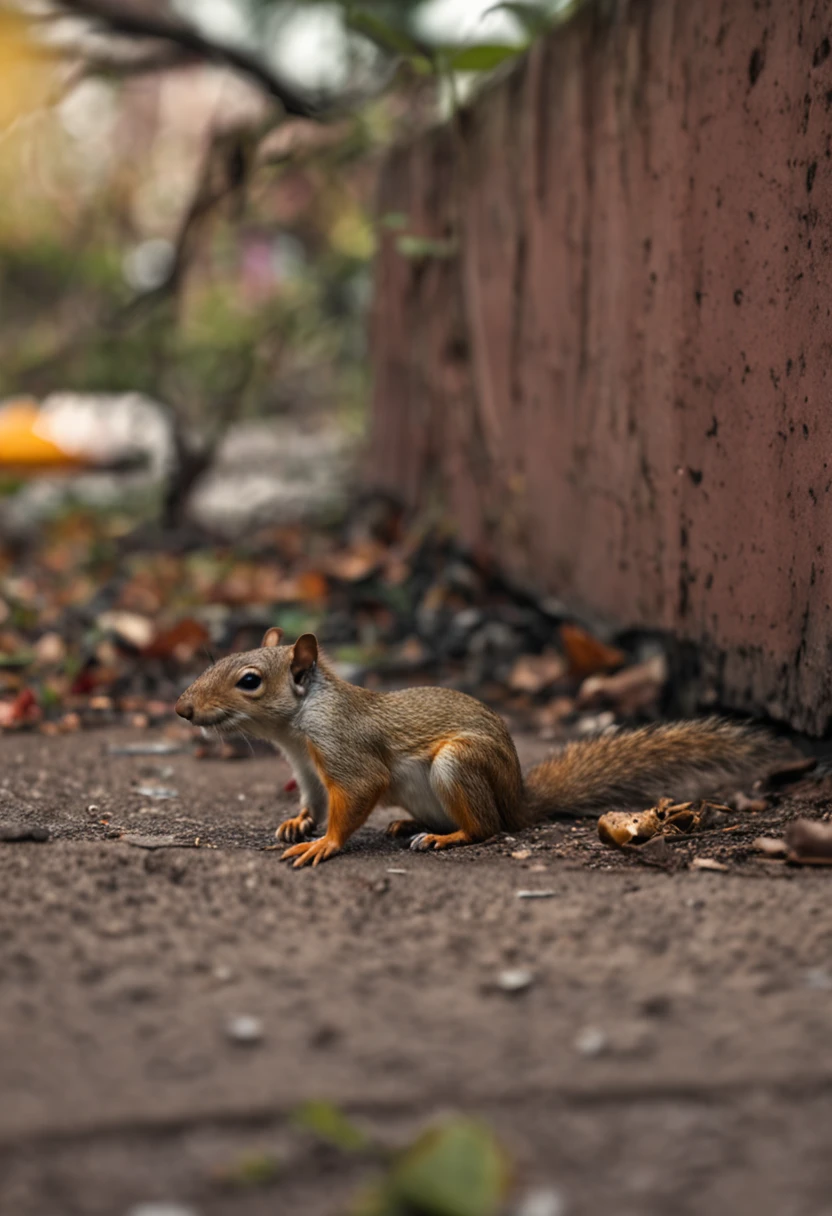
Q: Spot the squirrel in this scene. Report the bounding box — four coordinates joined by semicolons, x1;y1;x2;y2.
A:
175;628;787;869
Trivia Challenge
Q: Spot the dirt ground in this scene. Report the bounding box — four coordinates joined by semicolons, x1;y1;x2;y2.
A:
2;724;832;1216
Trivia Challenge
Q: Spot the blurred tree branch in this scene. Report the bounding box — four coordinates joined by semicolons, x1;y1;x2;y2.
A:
53;0;322;118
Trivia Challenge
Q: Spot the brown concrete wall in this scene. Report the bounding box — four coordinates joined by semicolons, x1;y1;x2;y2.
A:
368;0;832;734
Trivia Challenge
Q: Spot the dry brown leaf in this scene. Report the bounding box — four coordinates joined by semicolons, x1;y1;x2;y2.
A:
508;652;567;694
577;654;667;715
143;618;210;662
560;624;625;678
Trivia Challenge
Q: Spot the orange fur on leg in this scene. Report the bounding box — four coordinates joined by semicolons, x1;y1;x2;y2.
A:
280;761;387;869
410;829;477;851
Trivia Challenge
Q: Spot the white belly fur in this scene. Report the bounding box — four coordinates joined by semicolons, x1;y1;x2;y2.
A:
384;757;455;833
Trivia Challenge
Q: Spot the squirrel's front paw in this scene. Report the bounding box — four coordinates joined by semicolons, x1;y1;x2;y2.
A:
275;809;315;844
279;835;341;869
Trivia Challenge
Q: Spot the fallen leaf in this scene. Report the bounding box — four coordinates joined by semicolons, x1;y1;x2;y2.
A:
507;652;567;695
785;818;832;865
97;611;155;650
293;1100;369;1152
577;654;667;715
753;836;788;858
143;617;210;662
731;791;769;813
0;687;40;728
560;624;625;678
355;1118;509;1216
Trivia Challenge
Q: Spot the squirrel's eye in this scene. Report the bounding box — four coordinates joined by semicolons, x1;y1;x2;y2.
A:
236;672;262;691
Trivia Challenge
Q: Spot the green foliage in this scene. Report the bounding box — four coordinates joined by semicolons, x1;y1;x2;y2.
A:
395;234;457;260
448;43;524;71
292;1100;371;1151
355;1118;510;1216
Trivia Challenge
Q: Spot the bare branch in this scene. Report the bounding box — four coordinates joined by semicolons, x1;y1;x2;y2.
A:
53;0;322;118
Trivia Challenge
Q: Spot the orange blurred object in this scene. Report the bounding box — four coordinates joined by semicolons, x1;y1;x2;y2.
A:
0;400;87;473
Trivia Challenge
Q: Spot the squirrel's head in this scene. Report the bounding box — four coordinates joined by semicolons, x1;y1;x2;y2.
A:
175;628;319;736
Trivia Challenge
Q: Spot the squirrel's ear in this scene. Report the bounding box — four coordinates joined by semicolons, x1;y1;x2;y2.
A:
262;627;284;648
290;633;318;685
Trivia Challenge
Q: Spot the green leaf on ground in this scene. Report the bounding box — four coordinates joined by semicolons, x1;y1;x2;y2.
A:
354;1117;510;1216
292;1100;370;1152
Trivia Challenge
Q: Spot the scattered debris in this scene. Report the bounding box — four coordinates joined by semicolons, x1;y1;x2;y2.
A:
513;1186;566;1216
497;968;534;993
574;1027;607;1057
225;1015;264;1046
577;653;667;716
510;849;532;861
784;818;832;865
691;857;729;873
135;786;179;801
516;890;557;900
599;798;731;849
0;822;49;842
507;653;566;695
753;837;788;858
387;868;408;874
731;791;769;813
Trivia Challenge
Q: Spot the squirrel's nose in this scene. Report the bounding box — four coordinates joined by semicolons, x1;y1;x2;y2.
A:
176;697;194;721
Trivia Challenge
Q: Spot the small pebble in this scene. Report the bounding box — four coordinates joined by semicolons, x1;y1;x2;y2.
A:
87;804;100;815
514;1187;566;1216
225;1015;264;1045
511;849;532;860
574;1027;607;1057
212;965;234;984
498;968;534;993
127;1205;199;1216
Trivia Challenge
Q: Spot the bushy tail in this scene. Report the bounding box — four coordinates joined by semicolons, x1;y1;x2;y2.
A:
523;717;793;820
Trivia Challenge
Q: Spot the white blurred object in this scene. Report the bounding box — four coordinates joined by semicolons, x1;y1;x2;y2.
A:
123;239;176;292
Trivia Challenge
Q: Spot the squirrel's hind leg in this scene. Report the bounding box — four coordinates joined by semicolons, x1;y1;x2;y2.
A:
386;817;427;839
413;738;503;852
